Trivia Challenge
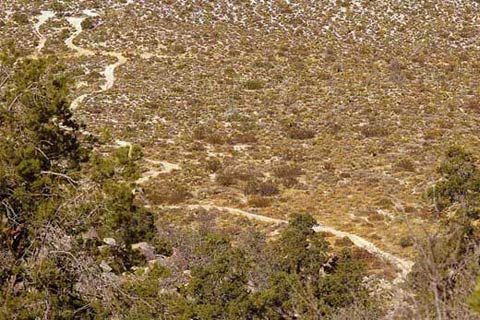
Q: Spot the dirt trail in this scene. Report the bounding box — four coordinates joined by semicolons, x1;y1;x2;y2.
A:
160;204;414;283
113;140;181;184
70;93;89;111
59;6;414;285
64;11;126;110
100;52;127;91
135;162;181;184
33;11;55;55
65;17;95;57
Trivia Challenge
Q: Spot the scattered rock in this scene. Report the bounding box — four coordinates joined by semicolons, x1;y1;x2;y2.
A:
132;242;155;260
97;245;109;252
100;260;112;272
103;238;116;246
224;107;240;118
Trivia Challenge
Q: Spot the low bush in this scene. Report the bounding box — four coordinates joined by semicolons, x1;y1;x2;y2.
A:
273;164;303;178
216;170;237;186
394;157;416;172
243;179;279;196
81;17;96;30
248;195;272;207
145;181;192;205
361;125;389;138
205;158;222;173
243;79;264;90
285;125;316;140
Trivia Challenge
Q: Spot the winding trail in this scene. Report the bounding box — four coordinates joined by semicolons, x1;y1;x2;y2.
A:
70;93;89;111
135;163;181;184
58;6;414;285
33;11;55;55
64;11;126;110
65;17;95;57
114;140;181;184
100;52;127;91
160;204;414;283
65;15;96;111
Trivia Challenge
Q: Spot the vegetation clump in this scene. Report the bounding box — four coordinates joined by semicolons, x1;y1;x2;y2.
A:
243;79;264;90
284;124;316;140
0;54;164;317
3;0;480;317
407;146;480;318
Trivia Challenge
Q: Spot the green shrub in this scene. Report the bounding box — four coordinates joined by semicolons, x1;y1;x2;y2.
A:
395;158;416;172
81;17;96;30
243;179;279;196
427;146;480;211
361;125;389;138
243;79;264;90
12;12;29;25
285;125;316;140
205;157;222;173
273;164;303;178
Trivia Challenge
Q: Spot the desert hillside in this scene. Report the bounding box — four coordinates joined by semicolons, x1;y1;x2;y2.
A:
1;1;480;319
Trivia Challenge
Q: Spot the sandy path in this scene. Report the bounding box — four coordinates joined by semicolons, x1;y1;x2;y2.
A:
33;11;55;55
114;140;181;184
64;16;96;111
64;11;127;111
70;93;89;111
100;52;127;91
160;204;413;283
65;17;95;57
135;162;181;184
60;6;414;285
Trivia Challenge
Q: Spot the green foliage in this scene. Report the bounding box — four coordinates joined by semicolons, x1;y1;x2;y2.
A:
90;151;115;182
410;146;480;318
468;275;480;313
119;263;171;319
243;79;264;90
165;214;373;319
1;257;97;319
102;182;156;246
161;233;257;319
272;213;329;274
317;249;369;311
254;214;371;318
90;144;143;183
428;146;480;212
0;53;159;318
0;56;84;257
